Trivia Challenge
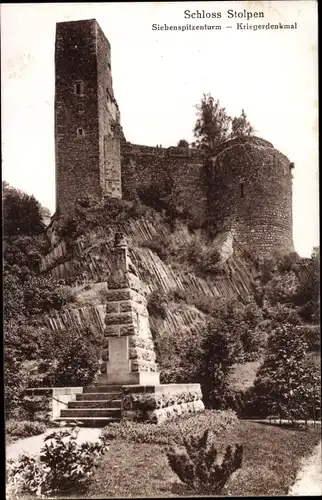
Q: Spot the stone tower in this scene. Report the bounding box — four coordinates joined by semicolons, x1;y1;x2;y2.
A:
55;19;122;215
208;137;294;254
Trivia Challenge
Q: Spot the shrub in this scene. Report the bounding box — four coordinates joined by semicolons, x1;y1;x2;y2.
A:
167;429;243;495
195;320;244;408
141;237;171;261
147;289;168;319
6;427;109;497
39;327;103;387
246;324;321;420
300;324;320;351
57;195;152;242
168;288;215;315
6;420;47;440
3;182;45;237
102;410;238;446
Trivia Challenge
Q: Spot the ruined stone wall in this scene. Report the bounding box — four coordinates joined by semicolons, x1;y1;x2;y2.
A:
121;144;207;226
207;136;294;254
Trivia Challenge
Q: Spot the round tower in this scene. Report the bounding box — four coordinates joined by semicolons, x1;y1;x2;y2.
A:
208;136;294;255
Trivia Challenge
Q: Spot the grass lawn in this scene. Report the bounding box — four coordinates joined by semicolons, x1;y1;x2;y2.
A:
85;419;321;498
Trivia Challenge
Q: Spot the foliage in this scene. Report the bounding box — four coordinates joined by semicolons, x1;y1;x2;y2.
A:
231;109;254;138
57;195;151;242
156;294;266;399
147;289;168;319
248;324;321;420
250;248;320;324
193;93;232;153
136;183;170;214
88;420;321;498
6;420;47;440
3;181;45;236
38;326;103;387
177;139;190;148
299;324;320;351
7;427;109;497
193;93;254;154
168;288;216;315
196;320;244;408
143;229;224;275
4;354;33;420
102;410;238;446
167;429;243;495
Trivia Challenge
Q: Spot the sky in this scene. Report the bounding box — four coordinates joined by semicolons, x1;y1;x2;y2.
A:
1;1;319;257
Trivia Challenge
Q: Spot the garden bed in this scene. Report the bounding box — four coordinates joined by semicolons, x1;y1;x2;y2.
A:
87;415;321;497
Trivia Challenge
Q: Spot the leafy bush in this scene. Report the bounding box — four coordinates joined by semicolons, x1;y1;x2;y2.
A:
7;427;109;497
6;420;47;440
167;429;243;495
245;324;321;420
168;288;215;315
57;195;151;242
39;327;103;387
300;324;320;351
137;183;170;213
102;410;238;446
194;320;244;408
147;289;168;319
141;236;171;261
3;181;45;237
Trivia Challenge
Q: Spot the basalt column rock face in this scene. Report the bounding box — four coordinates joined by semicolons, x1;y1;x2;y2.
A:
98;233;160;385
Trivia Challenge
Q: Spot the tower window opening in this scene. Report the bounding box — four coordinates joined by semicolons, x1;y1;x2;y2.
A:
74;81;84;96
107;62;111;71
240;183;244;199
77;128;84;137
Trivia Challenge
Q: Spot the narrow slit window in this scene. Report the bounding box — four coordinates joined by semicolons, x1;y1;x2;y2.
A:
240;183;244;199
74;81;84;96
77;128;84;137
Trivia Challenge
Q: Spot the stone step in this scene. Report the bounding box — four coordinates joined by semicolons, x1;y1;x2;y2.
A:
83;385;122;394
53;417;119;427
68;400;121;409
60;408;122;418
76;393;122;401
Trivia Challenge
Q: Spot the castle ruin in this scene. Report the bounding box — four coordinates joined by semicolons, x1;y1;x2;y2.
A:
30;19;296;425
54;18;294;255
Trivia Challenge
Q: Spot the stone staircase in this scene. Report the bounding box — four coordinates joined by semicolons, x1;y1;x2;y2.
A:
54;385;122;426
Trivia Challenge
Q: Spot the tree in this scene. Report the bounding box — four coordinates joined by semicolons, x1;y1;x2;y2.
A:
177;139;190;148
193;93;231;153
230;109;254;138
251;324;321;421
196;320;243;408
3;182;45;236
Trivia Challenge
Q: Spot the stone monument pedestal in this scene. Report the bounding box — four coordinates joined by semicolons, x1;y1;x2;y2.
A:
98;234;161;388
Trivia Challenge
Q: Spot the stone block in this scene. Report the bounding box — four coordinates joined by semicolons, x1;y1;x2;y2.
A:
105;302;120;314
119;300;132;313
119;324;137;336
105;289;131;301
130;289;147;306
105;312;133;325
104;325;120;336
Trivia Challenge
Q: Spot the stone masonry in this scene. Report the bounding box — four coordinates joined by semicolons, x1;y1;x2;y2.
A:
98;233;160;385
53;18;294;256
55;19;121;216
